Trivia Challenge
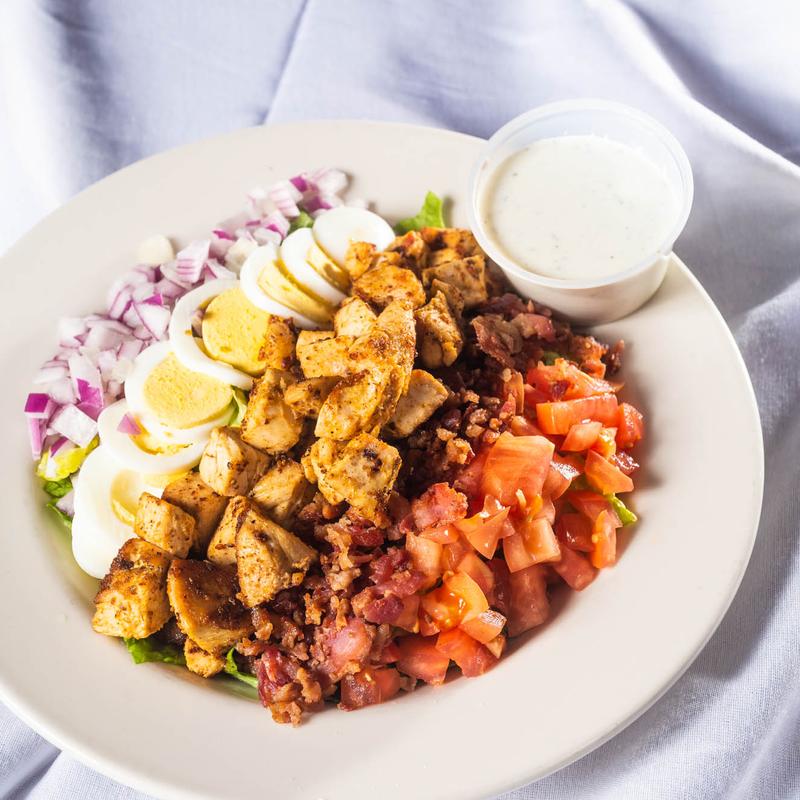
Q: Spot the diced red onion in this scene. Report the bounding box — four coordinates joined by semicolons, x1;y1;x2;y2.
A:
253;227;282;246
56;490;75;517
289;174;309;192
175;240;210;283
27;418;45;459
47;377;77;405
203;259;237;281
77;378;103;408
51;405;98;448
117;339;143;362
24;393;53;417
33;364;69;385
269;181;301;218
134;302;170;340
154;277;185;299
310;167;348;196
84;325;126;351
117;412;142;436
212;228;234;241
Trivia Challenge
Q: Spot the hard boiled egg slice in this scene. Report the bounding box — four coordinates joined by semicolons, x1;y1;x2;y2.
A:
124;341;235;445
240;244;325;328
71;445;164;578
280;228;347;305
99;400;207;474
168;279;254;390
312;206;395;267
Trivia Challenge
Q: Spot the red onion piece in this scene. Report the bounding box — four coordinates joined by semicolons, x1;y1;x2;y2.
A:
117;412;142;436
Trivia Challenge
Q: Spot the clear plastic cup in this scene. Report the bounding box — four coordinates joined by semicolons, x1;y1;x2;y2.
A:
468;99;694;324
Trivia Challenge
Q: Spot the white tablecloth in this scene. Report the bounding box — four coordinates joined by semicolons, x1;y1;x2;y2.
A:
1;1;798;797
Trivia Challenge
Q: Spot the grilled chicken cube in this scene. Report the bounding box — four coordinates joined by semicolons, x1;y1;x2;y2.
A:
429;277;465;317
314;370;385;440
207;495;244;567
428;248;462;267
385;230;429;272
249;456;314;527
344;240;377;281
415;291;464;368
184;638;225;678
420;227;480;257
241;369;302;453
199;426;271;496
166;559;253;654
353;265;426;310
284;377;339;418
304;433;401;525
161;472;229;553
422;255;487;309
260;315;297;371
233;496;318;607
334;297;377;338
92;538;172;639
297;332;356;379
134;492;197;558
385;370;448;438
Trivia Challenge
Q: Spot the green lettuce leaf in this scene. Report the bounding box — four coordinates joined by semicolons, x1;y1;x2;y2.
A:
229;388;249;428
395;191;445;234
288;210;314;233
607;494;638;526
43;476;73;498
225;648;258;689
541;350;561;366
46;500;73;531
124;637;186;666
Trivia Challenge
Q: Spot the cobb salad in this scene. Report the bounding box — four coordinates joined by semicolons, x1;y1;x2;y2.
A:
25;171;645;724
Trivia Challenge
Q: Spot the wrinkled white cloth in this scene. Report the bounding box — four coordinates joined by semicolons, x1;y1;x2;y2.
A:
1;1;798;798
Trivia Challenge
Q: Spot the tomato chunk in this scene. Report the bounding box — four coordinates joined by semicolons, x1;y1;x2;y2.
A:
460;609;507;643
404;532;443;589
519;516;561;563
506;564;550;637
435;628;498;677
552;546;597;590
567;490;622;526
396;635;450;685
421;586;466;632
527;359;617;400
454;502;510;558
616;402;645;449
419;524;459;544
562;420;602;451
503;530;536;573
536;394;619;434
456;551;495;596
556;512;594;552
591;509;617;569
340;667;402;710
481;431;555;506
444;571;489;622
585;450;634;494
441;536;473;572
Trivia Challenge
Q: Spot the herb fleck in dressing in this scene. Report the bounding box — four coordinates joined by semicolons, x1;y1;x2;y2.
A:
481;135;679;281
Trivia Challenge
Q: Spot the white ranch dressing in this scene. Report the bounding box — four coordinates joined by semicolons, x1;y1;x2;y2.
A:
480;135;680;281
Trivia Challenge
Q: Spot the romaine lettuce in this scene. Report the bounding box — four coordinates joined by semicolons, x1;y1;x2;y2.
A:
123;637;186;666
225;648;258;689
395;191;445;234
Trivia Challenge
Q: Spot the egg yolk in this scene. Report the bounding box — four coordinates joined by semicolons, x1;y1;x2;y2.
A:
142;352;233;429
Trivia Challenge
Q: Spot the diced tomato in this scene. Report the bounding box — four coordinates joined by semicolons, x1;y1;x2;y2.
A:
418;611;439;637
421;586;466;632
481;431;554;506
567;490;621;526
441;536;473;572
444;571;489;621
510;413;542;436
611;450;639;475
487;558;511;615
585;450;634;494
536;394;619;434
459;609;507;643
552;546;597;590
453;448;489;503
533;496;556;524
520;516;561;563
411;483;468;529
562;420;602;451
507;564;550;637
404;532;443;589
523;383;550;408
339;667;402;710
394;595;421;632
376;641;400;664
454;503;510;558
484;633;507;659
591;509;617;568
592;427;617;459
503;530;536;573
456;552;495;596
396;635;450;685
419;523;459;544
503;369;525;414
556;512;594;552
435;628;498;677
526;359;617;400
616;402;645;449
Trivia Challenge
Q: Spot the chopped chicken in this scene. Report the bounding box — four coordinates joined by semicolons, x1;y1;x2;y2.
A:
207;496;244;567
385;369;448;438
284;377;339;418
428;248;462;267
296;333;356;379
166;559;253;654
415;290;464;368
344;241;377;281
385;230;429;272
429;277;465;316
249;456;314;527
199;427;271;497
303;433;401;525
348;299;416;385
241;369;302;453
184;639;225;678
259;316;297;371
233;496;318;607
334;297;377;338
420;227;481;257
134;492;197;558
314;369;391;440
353;265;426;310
422;254;488;309
92;538;172;639
161;472;229;553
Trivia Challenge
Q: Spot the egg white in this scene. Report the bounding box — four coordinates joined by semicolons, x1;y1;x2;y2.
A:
280;229;346;305
312;206;395;267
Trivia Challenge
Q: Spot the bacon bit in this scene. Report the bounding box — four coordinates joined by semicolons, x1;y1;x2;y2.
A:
411;483;468;530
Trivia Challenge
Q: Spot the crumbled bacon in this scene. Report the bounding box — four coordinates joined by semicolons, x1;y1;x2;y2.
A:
411;482;468;530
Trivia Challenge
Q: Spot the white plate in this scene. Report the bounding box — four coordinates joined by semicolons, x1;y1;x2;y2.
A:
0;122;763;800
